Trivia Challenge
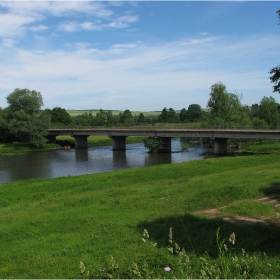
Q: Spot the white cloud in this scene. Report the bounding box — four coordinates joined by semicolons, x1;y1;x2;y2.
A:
0;13;35;37
1;38;17;47
58;21;79;32
0;2;113;18
0;34;279;110
81;21;100;31
0;2;135;38
29;24;48;32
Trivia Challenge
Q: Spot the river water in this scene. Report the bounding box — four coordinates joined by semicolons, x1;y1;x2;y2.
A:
0;139;211;185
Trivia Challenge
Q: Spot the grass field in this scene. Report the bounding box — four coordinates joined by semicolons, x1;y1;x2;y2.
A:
1;154;280;278
66;109;161;117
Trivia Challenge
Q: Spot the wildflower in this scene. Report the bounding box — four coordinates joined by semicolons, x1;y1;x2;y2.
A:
79;261;85;274
229;232;236;245
169;227;173;244
164;267;171;272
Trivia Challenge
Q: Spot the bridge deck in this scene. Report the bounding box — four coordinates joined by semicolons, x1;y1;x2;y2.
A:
47;128;280;139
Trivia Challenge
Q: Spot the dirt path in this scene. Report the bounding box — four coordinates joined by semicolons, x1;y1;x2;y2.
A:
194;195;280;226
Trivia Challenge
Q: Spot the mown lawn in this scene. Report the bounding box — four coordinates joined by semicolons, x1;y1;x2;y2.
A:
0;154;280;278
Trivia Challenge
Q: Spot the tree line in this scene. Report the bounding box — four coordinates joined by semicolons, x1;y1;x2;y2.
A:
1;82;280;148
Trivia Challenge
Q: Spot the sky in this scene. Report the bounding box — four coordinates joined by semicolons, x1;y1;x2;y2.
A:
0;1;279;111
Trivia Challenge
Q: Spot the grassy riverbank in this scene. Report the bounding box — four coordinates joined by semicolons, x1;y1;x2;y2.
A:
0;142;61;154
56;135;147;148
1;154;280;278
0;136;146;154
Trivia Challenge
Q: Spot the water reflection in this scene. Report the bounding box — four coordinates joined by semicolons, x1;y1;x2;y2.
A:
0;140;210;185
113;150;127;168
75;149;89;162
144;153;172;166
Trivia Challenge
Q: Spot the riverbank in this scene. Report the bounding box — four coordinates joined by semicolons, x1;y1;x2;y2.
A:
1;154;280;278
0;136;147;155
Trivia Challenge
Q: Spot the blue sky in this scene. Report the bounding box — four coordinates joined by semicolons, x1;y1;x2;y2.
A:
0;1;279;111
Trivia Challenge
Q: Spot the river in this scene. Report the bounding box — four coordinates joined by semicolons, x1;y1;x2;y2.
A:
0;139;212;185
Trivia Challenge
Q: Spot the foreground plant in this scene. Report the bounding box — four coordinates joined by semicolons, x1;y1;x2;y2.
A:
80;227;276;279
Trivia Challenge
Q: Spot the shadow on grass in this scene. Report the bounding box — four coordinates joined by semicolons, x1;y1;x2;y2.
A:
262;182;280;198
137;183;280;258
138;214;280;258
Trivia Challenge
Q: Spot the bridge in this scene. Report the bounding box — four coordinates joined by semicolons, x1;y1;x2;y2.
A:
46;127;280;155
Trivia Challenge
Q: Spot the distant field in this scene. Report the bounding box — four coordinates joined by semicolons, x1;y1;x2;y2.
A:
67;109;161;117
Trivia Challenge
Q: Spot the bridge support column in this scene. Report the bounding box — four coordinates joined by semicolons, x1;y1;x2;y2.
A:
214;138;228;155
46;135;57;144
158;137;172;153
111;136;127;151
74;135;89;149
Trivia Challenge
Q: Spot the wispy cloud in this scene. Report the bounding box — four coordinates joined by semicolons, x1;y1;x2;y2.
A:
0;13;35;37
0;1;138;37
0;33;279;110
29;24;48;32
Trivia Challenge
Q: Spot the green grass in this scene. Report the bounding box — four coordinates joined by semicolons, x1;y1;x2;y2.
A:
220;200;275;219
242;142;280;154
66;109;161;117
56;135;147;147
0;142;61;154
1;154;280;278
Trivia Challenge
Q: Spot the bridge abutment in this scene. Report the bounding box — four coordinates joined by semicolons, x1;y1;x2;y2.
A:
158;137;172;153
214;138;228;155
111;136;127;151
74;135;89;149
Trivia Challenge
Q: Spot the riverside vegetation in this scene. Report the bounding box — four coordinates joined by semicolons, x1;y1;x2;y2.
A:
1;153;280;278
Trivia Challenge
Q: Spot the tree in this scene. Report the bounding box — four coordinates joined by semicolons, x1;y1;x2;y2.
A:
51;107;72;126
143;137;164;153
119;109;135;126
269;10;280;94
250;104;260;119
4;88;50;147
269;66;280;94
258;96;280;127
95;109;108;126
6;88;43;115
158;107;180;123
136;112;146;124
187;104;203;122
179;108;188;122
207;82;250;127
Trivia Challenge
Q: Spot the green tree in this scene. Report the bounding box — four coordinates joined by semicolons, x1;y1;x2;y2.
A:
259;96;280;127
6;88;43;115
4;88;51;147
95;109;108;126
143;137;164;153
0;108;13;142
119;109;135;126
179;108;188;122
187;104;203;122
158;107;180;123
250;104;260;119
137;112;146;124
269;10;280;94
51;107;72;126
207;82;250;127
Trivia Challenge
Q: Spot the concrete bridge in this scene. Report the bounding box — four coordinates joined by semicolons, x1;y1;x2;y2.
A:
46;127;280;155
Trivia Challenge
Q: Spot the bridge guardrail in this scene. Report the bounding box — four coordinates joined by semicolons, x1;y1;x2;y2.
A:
47;126;280;131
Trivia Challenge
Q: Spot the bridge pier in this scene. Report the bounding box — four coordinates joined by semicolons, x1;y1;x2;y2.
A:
158;137;172;153
214;138;228;155
111;136;127;151
74;135;89;149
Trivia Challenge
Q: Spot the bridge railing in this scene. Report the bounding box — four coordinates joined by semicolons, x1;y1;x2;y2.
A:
47;125;280;131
